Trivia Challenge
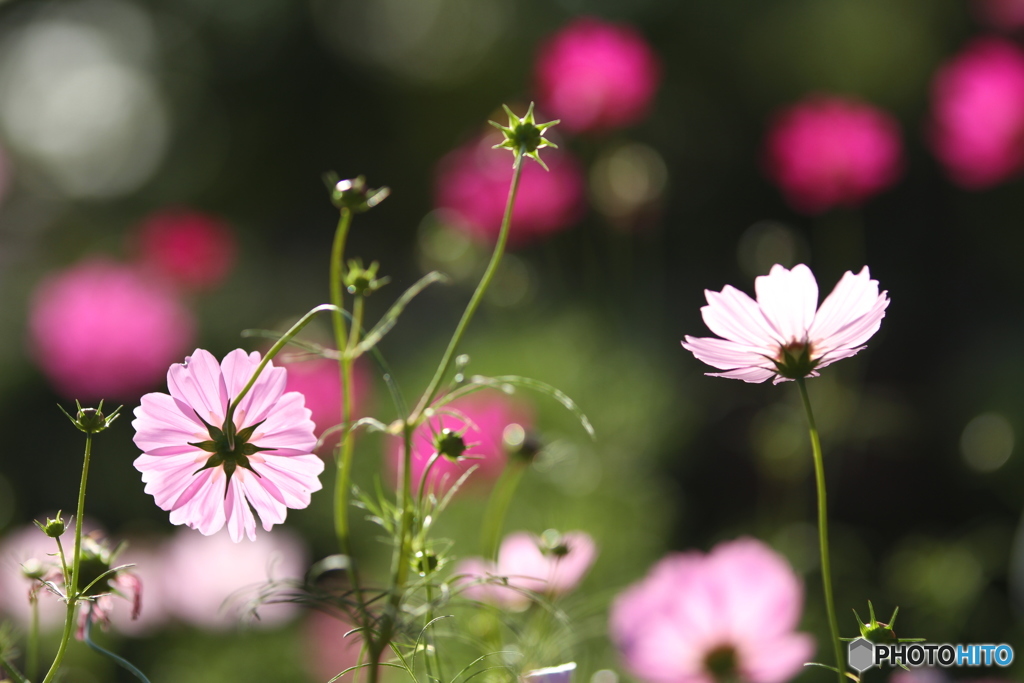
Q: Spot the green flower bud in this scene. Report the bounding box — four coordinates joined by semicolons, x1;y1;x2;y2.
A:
852;602;923;645
503;423;542;462
34;512;66;538
324;173;390;213
489;102;560;170
59;400;122;435
343;259;390;297
434;428;468;461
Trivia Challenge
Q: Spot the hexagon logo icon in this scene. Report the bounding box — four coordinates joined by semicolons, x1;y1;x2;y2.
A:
848;638;875;672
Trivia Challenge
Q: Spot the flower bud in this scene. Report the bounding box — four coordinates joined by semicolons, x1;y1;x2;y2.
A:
489;102;560;169
34;512;66;538
434;428;468;461
325;174;390;213
503;423;542;462
59;400;122;435
413;550;438;576
20;558;46;581
343;259;389;297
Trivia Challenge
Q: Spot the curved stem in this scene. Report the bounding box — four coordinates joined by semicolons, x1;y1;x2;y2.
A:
796;378;844;683
411;153;524;424
41;434;93;683
224;302;340;448
325;208;372;637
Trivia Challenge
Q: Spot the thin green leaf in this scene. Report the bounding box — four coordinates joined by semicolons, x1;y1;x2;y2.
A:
0;657;29;683
328;661;407;683
355;271;449;357
315;417;391;451
450;651;521;683
449;375;595;439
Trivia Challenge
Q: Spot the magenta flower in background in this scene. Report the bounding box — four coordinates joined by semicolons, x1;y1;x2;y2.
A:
610;538;813;683
455;530;597;609
160;527;307;629
283;356;371;453
973;0;1024;31
535;17;660;134
682;264;889;383
133;348;323;542
929;38;1024;188
390;394;532;495
133;207;237;291
764;96;903;214
28;258;196;401
434;135;585;247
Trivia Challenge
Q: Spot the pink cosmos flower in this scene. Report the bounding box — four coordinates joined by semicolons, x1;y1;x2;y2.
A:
133;348;323;542
929;38;1024;188
610;538;813;683
455;530;597;609
160;527;307;629
764;96;903;214
389;394;532;495
535;17;660;134
133;207;237;291
682;264;889;384
28;258;196;401
282;356;371;453
434;135;585;247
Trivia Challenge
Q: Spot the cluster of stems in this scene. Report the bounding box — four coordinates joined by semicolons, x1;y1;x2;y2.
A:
328;151;525;682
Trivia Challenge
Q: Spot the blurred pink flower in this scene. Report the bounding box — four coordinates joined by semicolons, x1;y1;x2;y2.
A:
133;208;237;291
160;527;307;630
535;17;660;134
764;96;903;214
28;258;196;401
389;394;532;495
929;38;1024;188
106;541;170;636
610;538;813;683
434;136;585;247
682;263;888;383
0;523;67;629
973;0;1024;30
282;356;371;453
455;531;597;609
133;349;323;542
303;610;364;681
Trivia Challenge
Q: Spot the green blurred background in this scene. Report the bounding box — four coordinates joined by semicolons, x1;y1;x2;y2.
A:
0;0;1021;681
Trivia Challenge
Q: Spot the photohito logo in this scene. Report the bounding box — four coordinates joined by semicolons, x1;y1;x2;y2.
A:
847;638;1015;673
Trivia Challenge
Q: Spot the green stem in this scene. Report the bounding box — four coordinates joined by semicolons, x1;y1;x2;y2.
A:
378;150;525;683
327;209;369;613
410;152;525;424
480;459;527;560
41;434;93;683
28;595;38;682
796;378;844;683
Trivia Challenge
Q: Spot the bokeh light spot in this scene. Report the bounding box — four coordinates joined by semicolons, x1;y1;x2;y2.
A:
961;412;1014;473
